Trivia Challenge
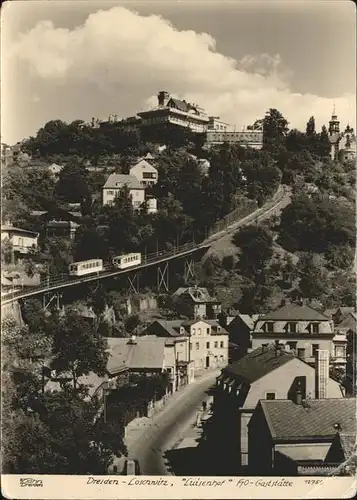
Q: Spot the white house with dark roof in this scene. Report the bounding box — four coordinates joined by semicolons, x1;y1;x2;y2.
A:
251;303;347;368
248;397;356;476
213;344;344;470
129;159;158;187
102;173;145;208
144;318;229;372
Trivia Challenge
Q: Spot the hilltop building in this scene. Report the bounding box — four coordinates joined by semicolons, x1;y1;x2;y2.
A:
328;107;356;163
90;90;263;148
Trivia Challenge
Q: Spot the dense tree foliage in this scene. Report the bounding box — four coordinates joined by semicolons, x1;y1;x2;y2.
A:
278;194;355;253
51;308;109;389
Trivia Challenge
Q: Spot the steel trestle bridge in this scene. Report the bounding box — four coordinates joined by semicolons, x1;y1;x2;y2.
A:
1;186;290;306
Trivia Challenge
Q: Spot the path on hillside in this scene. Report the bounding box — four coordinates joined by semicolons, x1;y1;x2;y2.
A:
206;186;291;259
121;369;220;475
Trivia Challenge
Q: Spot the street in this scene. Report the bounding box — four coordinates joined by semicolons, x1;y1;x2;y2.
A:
126;369;220;475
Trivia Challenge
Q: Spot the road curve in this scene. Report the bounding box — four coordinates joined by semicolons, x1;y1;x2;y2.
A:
127;369;220;475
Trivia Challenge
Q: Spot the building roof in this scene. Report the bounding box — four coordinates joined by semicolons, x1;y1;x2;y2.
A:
103;173;143;190
339;433;357;460
1;225;39;238
151;319;188;337
173;286;219;303
181;318;228;334
222;344;294;384
130;159;157;172
259;398;357;440
168;98;192;113
260;304;330;322
106;336;167;374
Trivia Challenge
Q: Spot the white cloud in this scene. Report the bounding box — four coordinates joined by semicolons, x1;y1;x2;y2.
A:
5;6;356;142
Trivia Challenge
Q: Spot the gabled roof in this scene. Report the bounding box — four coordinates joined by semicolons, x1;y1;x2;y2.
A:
130;159;157;172
173;286;219;303
168;98;192;113
261;304;330;322
230;314;258;330
106;336;167;374
150;319;188;337
1;225;39;238
222;344;294;383
103;173;143;190
259;398;356;440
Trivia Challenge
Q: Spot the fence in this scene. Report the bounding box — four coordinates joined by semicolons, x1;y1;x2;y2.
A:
207;185;285;237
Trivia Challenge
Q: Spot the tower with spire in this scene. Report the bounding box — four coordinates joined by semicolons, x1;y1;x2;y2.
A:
328;104;340;136
327;104;356;163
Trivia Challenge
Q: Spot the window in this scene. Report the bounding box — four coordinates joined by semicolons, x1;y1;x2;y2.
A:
311;323;320;334
266;322;274;333
287;341;297;351
192;328;196;336
198;328;202;335
220;341;224;348
214;341;218;348
265;393;276;400
196;342;199;350
335;346;346;358
312;344;319;357
206;342;210;349
287;322;297;333
217;326;221;333
107;190;114;195
206;328;210;334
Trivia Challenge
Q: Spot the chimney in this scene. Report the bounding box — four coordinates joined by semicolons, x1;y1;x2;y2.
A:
295;390;302;405
315;349;329;399
158;91;170;107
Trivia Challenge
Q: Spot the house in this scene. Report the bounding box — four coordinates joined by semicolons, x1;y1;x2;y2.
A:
226;313;259;359
248;397;356;476
144;318;229;372
48;163;64;178
144;196;158;214
1;226;39;262
31;208;82;240
251;303;347;368
129;159;158;187
213;344;344;469
106;335;179;393
102;173;145;209
332;307;356;326
172;286;222;320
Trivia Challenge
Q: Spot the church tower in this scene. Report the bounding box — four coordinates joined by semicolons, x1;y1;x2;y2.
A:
328;105;340;136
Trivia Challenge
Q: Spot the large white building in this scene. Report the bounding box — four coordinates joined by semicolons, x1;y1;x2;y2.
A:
102;174;145;209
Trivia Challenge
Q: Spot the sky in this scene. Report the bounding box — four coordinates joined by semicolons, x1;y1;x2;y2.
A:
1;0;356;145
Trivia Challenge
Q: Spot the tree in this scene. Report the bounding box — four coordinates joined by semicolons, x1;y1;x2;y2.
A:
263;108;289;156
55;162;91;204
316;125;331;158
278;194;355;253
51;308;109;389
306;116;316;137
233;226;274;278
298;253;328;299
